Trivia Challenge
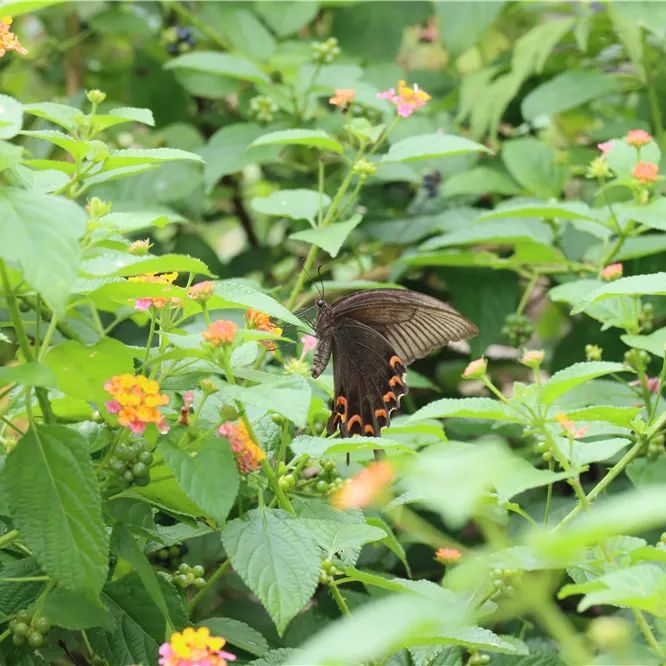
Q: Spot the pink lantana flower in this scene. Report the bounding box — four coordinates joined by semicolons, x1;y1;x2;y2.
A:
378;80;431;118
597;140;615;154
626;129;652;148
600;263;623;281
300;334;317;353
462;357;487;379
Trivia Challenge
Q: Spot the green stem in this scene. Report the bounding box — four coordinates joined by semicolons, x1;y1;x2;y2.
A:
544;459;554;526
531;597;592;665
329;581;351;616
0;530;19;550
0;414;25;437
187;560;231;616
386;505;465;552
643;33;666;150
516;273;538;316
633;608;665;659
261;458;294;514
556;438;645;530
0;262;54;423
37;313;58;363
142;316;157;369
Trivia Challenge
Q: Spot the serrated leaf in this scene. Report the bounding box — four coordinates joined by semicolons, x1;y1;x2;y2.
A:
4;425;108;594
0;188;86;311
290;214;363;258
502;138;567;199
198;617;268;656
164;51;269;83
159;431;239;526
541;362;628;404
563;405;640;427
408;398;519;422
0;94;23;139
221;509;320;635
0;362;56;388
572;273;666;314
289;434;411;458
251;189;331;225
45;338;135;409
250;129;343;154
621;326;666;358
494;459;574;504
381;134;491;163
43;586;113;631
102;147;203;172
21;129;90;160
479;200;598;223
301;519;386;559
82;252;212;278
23;101;83;131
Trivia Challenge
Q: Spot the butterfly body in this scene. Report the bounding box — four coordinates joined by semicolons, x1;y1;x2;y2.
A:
312;289;477;438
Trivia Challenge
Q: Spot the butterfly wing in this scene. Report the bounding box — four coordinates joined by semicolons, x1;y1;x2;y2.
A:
329;288;477;365
327;319;407;438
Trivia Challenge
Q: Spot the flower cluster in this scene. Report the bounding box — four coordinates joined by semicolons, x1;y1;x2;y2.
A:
626;129;652;148
632;161;659;184
462;357;487;379
0;16;27;57
435;547;463;565
128;272;181;310
104;374;169;435
159;627;236;666
202;320;237;346
600;263;623;281
555;413;588;439
378;80;431;117
331;461;394;510
188;281;214;302
246;309;282;351
329;88;355;109
219;420;266;473
128;239;151;255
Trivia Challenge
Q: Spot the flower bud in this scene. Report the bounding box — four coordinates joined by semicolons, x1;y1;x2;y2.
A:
462;357;487;379
86;89;107;105
585;344;603;361
586;156;612;179
86;197;112;219
128;239;151;255
600;263;623;281
352;158;377;178
199;378;218;395
520;349;544;368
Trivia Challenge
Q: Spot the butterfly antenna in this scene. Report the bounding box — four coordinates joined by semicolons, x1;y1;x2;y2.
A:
317;265;325;300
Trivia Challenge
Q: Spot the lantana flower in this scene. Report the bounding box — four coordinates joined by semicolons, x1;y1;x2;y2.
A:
128;239;151;255
555;413;588;439
329;88;355;108
128;272;181;310
596;140;615;154
377;80;431;117
520;349;544;368
301;334;317;354
203;320;237;346
104;373;169;435
159;627;236;666
626;129;652;148
0;16;27;57
219;420;266;474
600;263;623;281
632;161;659;184
246;309;282;351
435;547;462;565
462;357;487;379
188;281;215;303
331;461;394;510
630;377;661;394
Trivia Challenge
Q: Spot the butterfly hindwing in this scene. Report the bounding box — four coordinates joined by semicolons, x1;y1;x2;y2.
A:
326;319;407;438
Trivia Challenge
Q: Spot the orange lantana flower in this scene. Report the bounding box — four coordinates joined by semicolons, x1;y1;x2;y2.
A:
632;161;659;184
329;88;355;108
0;17;27;57
202;320;237;346
246;309;282;351
331;461;394;510
104;373;169;435
219;420;266;474
128;272;180;310
159;626;236;666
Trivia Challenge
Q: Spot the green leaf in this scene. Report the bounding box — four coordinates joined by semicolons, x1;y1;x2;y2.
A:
164;51;269;83
563;405;641;428
4;425;108;595
102;147;203;171
435;1;503;57
43;587;113;631
159;431;239;526
248;649;300;666
250;129;343;154
0;362;55;388
255;1;319;36
45;338;135;409
23;101;83;132
84;252;212;278
21;129;91;161
251;189;331;225
494;459;574;504
408;398;519;423
198;617;269;656
381;134;491;164
521;70;617;122
606;138;660;178
290;214;364;258
627;456;666;488
533;487;666;557
212;279;302;326
0;139;23;173
614;197;666;232
568;438;631;467
0;0;67;16
290;434;411;458
0;188;86;311
366;516;411;576
301;519;386;559
572;273;666;314
221;508;320;635
443;166;522;197
540;362;628;405
479;200;598;223
502;138;567;199
92;106;155;131
0;94;23;139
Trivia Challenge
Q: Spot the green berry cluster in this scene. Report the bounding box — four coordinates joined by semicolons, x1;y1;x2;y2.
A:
171;562;206;590
489;568;520;599
658;532;666;551
319;558;342;586
150;543;186;569
639;302;654;332
313;459;343;496
624;348;650;372
585;344;603;361
467;652;490;666
277;462;297;492
9;610;50;648
311;37;340;64
108;441;153;487
249;95;278;124
502;313;533;348
647;434;664;460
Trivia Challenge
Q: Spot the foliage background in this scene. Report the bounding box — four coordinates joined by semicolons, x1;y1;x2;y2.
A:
1;1;666;665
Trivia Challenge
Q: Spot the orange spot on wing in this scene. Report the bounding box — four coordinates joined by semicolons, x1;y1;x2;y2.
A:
336;396;348;415
389;355;403;370
389;375;403;387
383;391;396;404
347;415;362;430
375;408;388;420
364;424;375;435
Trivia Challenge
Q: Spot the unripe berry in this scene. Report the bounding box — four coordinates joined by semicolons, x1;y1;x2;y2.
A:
178;562;190;574
13;621;29;637
193;577;206;589
27;631;44;648
34;617;51;634
132;462;147;477
192;565;205;578
138;451;153;465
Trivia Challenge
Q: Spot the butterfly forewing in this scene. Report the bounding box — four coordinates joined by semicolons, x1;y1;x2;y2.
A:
328;289;478;364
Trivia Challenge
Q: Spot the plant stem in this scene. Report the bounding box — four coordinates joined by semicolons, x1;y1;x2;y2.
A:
37;313;58;363
0;530;19;550
633;608;665;659
556;438;645;529
643;33;666;150
329;581;351;616
516;273;538;316
188;560;231;616
261;458;294;514
532;597;592;665
386;505;465;551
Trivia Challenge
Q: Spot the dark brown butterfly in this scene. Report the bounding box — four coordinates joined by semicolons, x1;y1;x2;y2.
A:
311;289;478;438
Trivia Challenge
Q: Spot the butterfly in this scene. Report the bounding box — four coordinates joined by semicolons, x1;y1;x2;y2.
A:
310;288;478;438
